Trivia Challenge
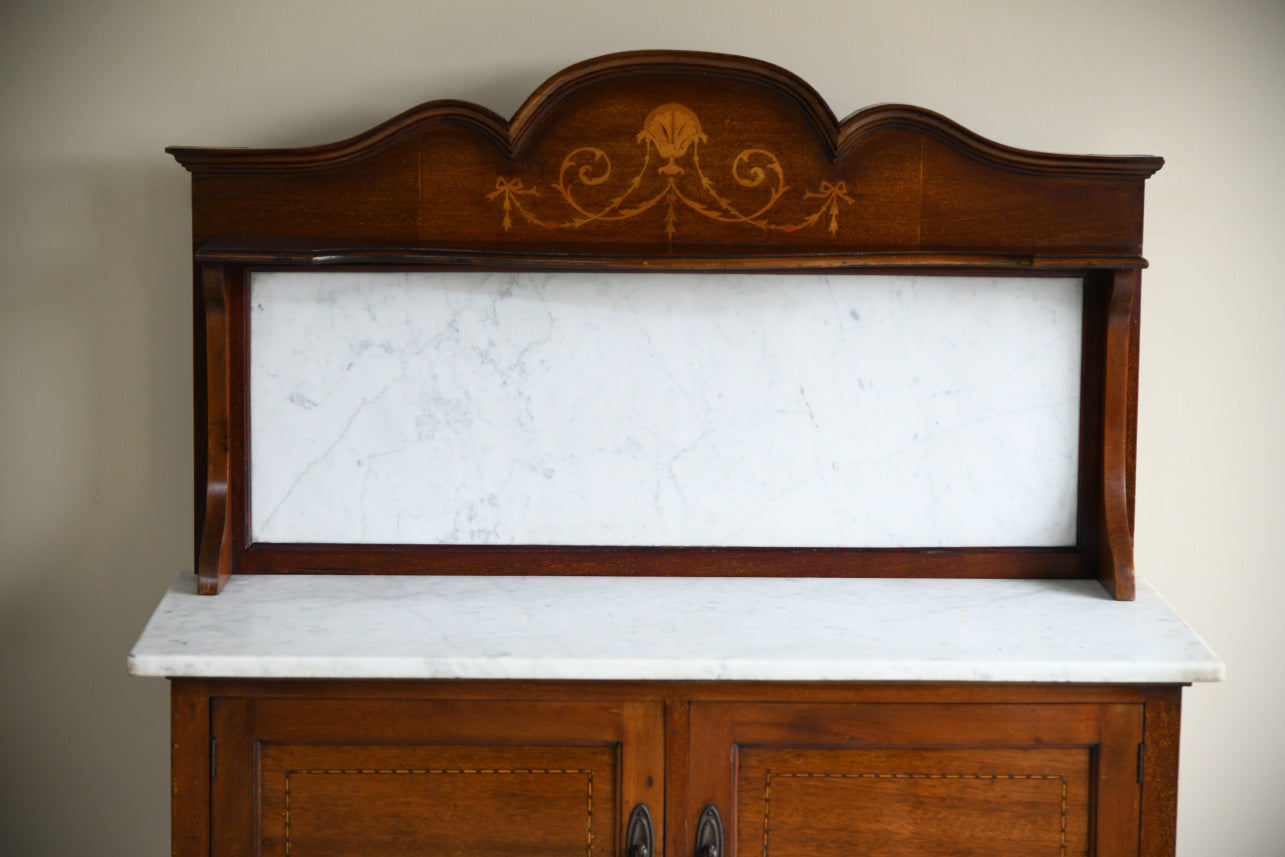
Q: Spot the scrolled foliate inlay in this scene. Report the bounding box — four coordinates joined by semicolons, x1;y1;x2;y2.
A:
489;103;853;240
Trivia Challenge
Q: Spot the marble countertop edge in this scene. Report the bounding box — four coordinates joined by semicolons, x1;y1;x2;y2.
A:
127;573;1224;684
126;654;1225;684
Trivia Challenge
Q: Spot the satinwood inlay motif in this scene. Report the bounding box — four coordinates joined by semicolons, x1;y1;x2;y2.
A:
489;103;854;240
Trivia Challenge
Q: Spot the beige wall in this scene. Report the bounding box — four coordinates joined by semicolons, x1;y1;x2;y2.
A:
2;1;1281;853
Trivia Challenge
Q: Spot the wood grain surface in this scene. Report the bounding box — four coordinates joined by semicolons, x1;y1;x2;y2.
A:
172;51;1158;597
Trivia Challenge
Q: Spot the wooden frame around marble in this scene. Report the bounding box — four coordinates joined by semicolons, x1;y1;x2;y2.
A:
171;51;1159;597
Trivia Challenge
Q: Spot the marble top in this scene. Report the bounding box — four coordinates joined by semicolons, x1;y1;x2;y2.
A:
128;574;1222;683
249;272;1083;550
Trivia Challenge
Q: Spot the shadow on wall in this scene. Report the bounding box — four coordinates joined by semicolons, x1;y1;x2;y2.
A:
0;72;561;852
0;155;192;854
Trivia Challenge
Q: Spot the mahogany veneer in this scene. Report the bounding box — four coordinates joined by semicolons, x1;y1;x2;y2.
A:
158;50;1192;857
173;679;1182;857
170;51;1160;598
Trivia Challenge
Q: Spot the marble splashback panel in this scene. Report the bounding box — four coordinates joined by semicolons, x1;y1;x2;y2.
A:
249;272;1082;547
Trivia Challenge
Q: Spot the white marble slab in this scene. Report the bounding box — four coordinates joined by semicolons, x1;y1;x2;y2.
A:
128;574;1222;684
249;272;1082;548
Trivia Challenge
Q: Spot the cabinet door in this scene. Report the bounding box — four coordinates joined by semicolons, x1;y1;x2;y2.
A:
212;697;663;857
690;702;1142;857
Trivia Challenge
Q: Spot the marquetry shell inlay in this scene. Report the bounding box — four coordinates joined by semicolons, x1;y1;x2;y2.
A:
489;102;853;240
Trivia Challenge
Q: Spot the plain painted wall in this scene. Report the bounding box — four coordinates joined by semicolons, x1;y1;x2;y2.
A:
1;1;1280;854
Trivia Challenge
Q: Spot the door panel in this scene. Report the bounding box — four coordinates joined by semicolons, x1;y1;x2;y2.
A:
260;743;612;857
737;746;1088;857
212;697;663;857
690;702;1142;857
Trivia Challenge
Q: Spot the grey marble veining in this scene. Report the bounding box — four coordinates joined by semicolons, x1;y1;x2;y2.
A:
249;272;1082;548
128;574;1223;683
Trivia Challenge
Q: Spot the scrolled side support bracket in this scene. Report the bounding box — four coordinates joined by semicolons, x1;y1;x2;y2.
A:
197;264;233;595
1099;269;1138;600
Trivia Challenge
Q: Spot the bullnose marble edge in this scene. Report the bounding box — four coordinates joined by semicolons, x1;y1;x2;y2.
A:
127;572;1224;684
125;654;1226;684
